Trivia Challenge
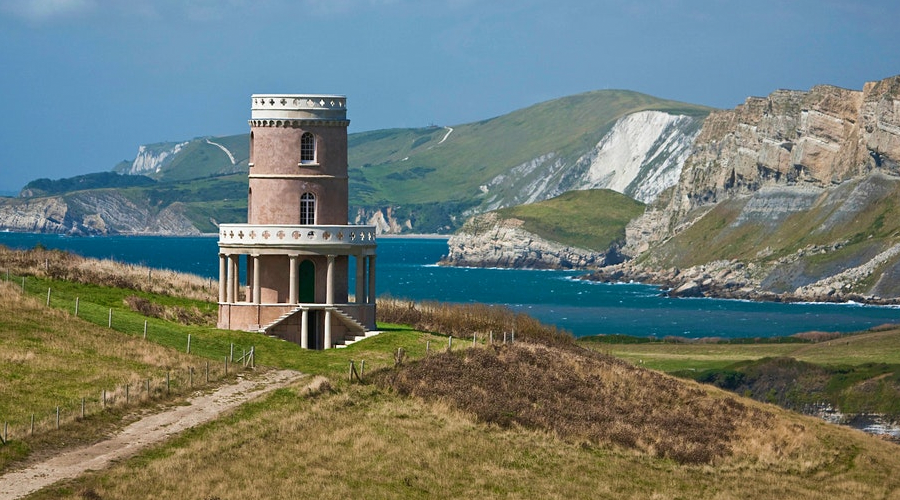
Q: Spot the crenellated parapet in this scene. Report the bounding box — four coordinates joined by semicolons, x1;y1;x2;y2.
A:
251;94;347;122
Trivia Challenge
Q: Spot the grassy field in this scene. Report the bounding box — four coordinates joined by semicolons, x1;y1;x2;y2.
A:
26;355;900;500
584;328;900;372
4;248;900;499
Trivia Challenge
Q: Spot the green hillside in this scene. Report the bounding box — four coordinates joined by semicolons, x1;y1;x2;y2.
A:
495;189;645;251
348;90;710;207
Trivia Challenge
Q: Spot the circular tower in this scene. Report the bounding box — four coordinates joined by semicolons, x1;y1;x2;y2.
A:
217;94;377;349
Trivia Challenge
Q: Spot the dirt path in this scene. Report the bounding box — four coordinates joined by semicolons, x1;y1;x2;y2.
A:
0;369;306;500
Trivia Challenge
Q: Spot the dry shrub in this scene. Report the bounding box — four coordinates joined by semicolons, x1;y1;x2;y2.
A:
378;297;574;347
0;245;215;301
792;331;841;342
376;342;772;465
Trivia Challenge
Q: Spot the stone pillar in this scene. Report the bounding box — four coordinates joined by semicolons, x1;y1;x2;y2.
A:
367;255;377;304
300;308;309;349
232;255;241;303
355;254;366;304
324;309;332;349
289;255;299;304
226;254;236;303
326;255;335;305
252;255;261;304
218;254;227;303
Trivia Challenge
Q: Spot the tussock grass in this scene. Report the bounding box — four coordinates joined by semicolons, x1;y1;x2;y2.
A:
32;377;900;500
378;298;573;347
377;342;770;464
0;245;215;302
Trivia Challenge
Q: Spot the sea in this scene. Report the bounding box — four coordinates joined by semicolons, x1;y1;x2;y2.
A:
1;232;898;339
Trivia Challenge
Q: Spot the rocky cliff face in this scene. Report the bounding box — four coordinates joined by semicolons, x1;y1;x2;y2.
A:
441;212;613;270
615;75;900;302
630;77;900;254
478;111;703;213
115;141;189;177
0;192;201;235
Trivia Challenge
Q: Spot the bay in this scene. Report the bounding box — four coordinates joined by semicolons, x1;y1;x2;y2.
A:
1;232;897;338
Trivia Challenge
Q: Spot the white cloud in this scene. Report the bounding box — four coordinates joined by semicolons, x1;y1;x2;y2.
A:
0;0;97;22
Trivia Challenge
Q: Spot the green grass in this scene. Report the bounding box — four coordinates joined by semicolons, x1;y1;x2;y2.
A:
494;189;645;251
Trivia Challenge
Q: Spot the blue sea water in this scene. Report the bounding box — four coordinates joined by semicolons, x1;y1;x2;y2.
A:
1;232;898;338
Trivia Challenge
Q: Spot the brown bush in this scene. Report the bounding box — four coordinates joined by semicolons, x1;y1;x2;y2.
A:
377;298;574;347
376;342;772;464
792;331;841;343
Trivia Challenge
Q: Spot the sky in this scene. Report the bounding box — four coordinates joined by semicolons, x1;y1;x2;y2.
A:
1;0;899;193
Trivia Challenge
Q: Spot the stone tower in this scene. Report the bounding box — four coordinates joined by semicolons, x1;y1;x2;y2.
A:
217;94;377;349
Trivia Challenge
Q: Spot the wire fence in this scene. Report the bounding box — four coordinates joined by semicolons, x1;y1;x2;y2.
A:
0;271;257;446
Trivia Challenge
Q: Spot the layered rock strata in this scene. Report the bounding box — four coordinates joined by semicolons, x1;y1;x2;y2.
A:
441;212;614;270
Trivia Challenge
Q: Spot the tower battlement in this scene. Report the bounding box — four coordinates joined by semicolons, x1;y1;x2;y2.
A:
251;94;347;121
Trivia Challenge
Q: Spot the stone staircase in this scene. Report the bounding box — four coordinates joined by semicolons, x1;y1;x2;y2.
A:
332;307;381;348
257;306;304;335
258;305;380;348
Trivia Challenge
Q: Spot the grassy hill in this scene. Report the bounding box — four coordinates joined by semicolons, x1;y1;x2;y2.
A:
6;90;709;235
494;189;645;251
348;90;710;208
3;248;900;498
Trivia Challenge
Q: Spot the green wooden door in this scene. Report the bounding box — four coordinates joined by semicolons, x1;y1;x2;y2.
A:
299;260;316;303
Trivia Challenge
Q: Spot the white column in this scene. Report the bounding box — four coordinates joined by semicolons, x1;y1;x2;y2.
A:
355;254;365;304
218;254;227;303
252;255;261;304
367;255;377;304
324;309;332;349
326;255;335;305
289;255;299;304
300;309;309;349
226;254;236;303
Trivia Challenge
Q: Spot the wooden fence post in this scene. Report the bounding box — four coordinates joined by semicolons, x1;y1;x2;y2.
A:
56;406;60;429
360;360;365;378
30;414;34;436
473;333;477;347
75;297;79;317
205;361;209;384
448;336;452;351
143;320;148;340
426;340;430;354
186;334;191;354
230;343;234;363
21;276;25;292
166;372;170;395
224;356;228;376
46;287;51;306
108;308;112;328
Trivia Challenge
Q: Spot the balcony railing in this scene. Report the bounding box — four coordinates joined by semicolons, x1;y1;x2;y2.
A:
219;224;376;246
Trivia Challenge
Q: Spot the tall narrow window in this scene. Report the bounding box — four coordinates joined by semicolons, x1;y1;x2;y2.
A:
300;193;316;225
300;132;316;164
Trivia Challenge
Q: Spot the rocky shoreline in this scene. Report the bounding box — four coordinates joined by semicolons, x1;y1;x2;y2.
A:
581;260;900;307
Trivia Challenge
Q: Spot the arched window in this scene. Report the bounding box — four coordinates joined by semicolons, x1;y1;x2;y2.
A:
300;193;316;225
300;132;316;164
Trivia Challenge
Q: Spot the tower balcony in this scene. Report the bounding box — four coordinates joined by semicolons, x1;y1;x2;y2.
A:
219;224;376;250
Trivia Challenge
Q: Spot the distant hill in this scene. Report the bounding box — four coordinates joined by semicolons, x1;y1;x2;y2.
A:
0;90;709;235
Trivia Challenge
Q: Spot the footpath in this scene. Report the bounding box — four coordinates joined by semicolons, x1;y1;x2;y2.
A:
0;369;306;500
